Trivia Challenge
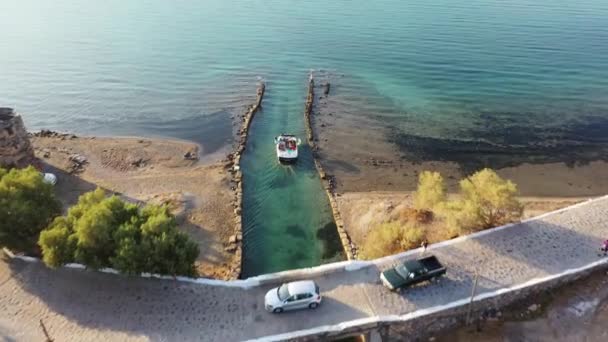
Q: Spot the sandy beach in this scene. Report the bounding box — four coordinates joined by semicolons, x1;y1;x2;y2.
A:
30;133;238;279
308;78;608;255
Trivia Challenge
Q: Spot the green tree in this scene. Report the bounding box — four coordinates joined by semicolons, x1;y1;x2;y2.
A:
441;168;523;234
413;171;446;211
38;219;75;267
0;166;61;252
39;188;199;277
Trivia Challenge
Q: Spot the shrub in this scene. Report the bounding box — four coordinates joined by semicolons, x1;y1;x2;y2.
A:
413;171;446;211
0;166;61;253
39;188;199;277
360;222;425;259
398;207;434;224
401;225;425;250
441;168;523;234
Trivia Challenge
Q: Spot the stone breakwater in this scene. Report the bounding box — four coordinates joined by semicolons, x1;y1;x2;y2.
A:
224;81;265;279
304;77;356;260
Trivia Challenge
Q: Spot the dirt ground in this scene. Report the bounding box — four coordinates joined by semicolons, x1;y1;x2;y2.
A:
30;134;237;279
436;268;608;342
336;191;590;252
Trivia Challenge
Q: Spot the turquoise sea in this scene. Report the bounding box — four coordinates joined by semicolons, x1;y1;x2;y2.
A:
2;0;608;275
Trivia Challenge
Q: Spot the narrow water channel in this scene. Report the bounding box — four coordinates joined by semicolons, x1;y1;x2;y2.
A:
241;76;344;277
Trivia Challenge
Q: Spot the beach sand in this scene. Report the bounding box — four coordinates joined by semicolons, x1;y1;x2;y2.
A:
313;110;608;196
311;79;607;253
31;134;237;279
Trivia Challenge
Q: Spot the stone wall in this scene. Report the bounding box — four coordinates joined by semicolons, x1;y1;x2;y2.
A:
281;259;608;342
225;82;265;279
0;108;35;169
303;76;356;260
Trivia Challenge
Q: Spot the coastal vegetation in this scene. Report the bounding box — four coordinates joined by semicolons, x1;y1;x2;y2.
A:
0;166;199;277
413;171;446;211
0;166;61;253
39;188;199;277
360;222;424;259
440;169;523;235
360;169;523;259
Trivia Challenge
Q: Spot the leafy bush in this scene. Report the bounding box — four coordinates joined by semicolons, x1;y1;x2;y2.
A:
0;166;61;252
360;222;424;259
413;171;446;211
401;224;425;250
39;188;199;277
441;169;523;234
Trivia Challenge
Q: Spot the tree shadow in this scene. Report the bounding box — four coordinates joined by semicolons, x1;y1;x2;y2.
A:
39;162;139;211
38;160;227;274
358;207;607;317
380;217;606;314
250;296;369;336
4;258;368;341
180;219;227;268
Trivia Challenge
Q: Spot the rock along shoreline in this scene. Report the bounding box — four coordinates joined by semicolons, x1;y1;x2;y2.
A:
224;81;266;279
304;75;356;260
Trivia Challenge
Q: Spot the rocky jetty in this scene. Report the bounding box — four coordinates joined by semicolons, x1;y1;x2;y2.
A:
303;77;355;260
0;108;35;168
224;81;265;279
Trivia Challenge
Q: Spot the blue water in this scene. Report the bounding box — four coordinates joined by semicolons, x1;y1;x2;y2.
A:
2;0;608;274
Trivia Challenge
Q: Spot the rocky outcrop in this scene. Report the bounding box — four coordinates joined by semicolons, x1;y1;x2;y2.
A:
0;108;35;169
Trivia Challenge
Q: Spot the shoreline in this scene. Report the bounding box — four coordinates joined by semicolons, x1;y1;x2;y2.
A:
224;80;265;279
304;76;355;260
310;75;608;198
29;132;239;279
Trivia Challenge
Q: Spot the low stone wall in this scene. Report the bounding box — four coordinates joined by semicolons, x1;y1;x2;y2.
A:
383;262;608;341
258;258;608;342
303;76;355;260
225;81;266;279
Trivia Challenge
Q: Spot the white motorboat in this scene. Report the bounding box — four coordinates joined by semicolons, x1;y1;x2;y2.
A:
274;134;301;164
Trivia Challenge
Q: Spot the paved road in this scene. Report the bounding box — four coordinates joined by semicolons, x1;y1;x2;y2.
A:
1;197;607;341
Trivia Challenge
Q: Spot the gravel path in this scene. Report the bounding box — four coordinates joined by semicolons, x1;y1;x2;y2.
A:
1;197;607;341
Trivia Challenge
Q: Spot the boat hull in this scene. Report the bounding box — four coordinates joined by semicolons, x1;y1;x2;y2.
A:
278;156;298;164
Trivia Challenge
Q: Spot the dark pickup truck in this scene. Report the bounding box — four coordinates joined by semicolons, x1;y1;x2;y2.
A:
380;255;446;290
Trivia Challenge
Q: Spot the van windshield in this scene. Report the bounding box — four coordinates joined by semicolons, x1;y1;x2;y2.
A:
277;284;290;301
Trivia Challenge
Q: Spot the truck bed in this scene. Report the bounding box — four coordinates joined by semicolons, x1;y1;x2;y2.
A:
419;255;445;272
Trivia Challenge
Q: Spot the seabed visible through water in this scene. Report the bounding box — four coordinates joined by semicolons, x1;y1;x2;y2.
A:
240;76;344;278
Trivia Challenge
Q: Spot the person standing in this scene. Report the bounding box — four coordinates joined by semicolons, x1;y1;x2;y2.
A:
420;239;429;256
